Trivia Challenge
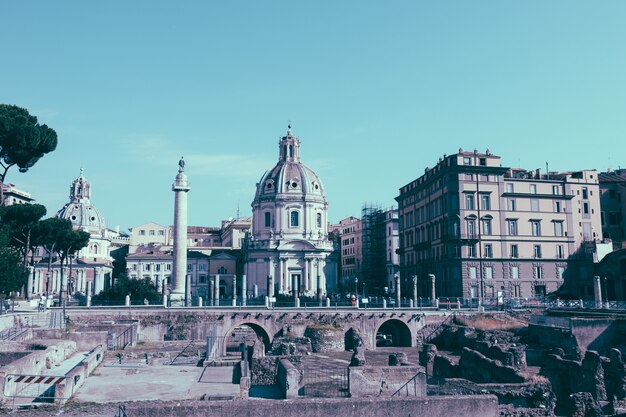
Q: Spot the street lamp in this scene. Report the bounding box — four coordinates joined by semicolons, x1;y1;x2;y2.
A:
354;277;359;300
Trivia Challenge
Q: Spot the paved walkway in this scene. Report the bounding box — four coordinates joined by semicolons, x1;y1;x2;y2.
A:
74;364;239;403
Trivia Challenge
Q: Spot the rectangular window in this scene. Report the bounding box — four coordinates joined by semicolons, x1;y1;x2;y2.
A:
155;264;161;272
531;199;540;212
290;211;300;227
530;184;537;194
583;202;590;218
468;244;476;258
485;266;493;279
531;220;541;236
554;221;564;237
479;158;487;166
166;264;171;271
139;230;146;236
511;266;519;279
199;264;207;271
469;266;477;279
482;219;492;235
265;212;271;227
582;187;588;199
132;264;137;271
510;244;519;258
463;157;472;165
158;230;165;236
534;266;543;279
507;220;518;236
556;245;564;259
557;267;565;279
508;199;516;211
552;185;559;195
467;220;476;238
149;230;155;236
506;183;514;193
481;194;491;210
484;244;493;258
466;194;475;210
144;264;151;271
534;245;542;258
187;264;192;271
555;201;562;213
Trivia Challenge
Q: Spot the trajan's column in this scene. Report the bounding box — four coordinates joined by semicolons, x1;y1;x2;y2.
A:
171;157;190;305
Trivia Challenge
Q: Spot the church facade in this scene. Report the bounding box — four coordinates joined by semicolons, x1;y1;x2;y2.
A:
31;170;116;299
243;127;338;299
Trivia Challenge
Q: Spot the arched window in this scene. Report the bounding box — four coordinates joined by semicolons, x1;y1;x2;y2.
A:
218;266;227;274
290;211;299;227
316;213;322;228
264;212;271;227
283;145;287;158
92;244;98;254
289;145;293;157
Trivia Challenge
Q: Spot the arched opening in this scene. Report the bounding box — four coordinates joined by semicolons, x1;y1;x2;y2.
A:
375;319;412;348
224;322;271;357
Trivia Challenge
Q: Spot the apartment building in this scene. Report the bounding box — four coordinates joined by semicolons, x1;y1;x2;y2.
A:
396;149;602;300
330;217;362;292
599;169;626;250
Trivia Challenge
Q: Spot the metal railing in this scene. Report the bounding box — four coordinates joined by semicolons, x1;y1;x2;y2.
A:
391;371;427;397
110;325;134;350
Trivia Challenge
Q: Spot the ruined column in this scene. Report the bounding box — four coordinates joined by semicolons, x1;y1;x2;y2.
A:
171;157;190;306
162;280;167;307
241;274;247;306
412;275;418;308
232;275;237;307
395;273;401;307
209;276;214;306
593;276;602;308
26;266;34;300
214;274;220;307
429;274;436;306
292;273;298;303
86;281;92;307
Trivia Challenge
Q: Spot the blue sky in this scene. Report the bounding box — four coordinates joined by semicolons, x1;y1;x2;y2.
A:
2;1;625;231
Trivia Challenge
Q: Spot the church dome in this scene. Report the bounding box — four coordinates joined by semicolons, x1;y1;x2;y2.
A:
254;127;326;202
57;169;107;233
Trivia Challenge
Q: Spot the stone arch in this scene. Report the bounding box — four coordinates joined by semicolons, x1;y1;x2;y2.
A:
374;319;413;348
223;321;273;356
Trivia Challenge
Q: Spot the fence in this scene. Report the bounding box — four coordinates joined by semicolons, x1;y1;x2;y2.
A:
109;325;134;350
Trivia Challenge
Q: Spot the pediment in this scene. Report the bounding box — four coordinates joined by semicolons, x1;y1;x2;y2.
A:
277;239;317;251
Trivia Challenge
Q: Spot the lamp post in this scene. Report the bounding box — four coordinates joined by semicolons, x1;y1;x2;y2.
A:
354;277;359;300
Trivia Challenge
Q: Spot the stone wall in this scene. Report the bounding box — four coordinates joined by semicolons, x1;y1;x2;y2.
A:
14;396;500;417
304;326;344;352
250;355;301;385
541;350;608;415
458;348;526;383
0;340;76;405
277;358;301;399
348;366;426;397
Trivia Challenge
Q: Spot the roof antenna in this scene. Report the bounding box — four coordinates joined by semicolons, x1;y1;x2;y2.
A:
237;202;240;219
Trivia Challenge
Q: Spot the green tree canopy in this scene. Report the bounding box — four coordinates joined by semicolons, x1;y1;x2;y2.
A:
92;274;161;306
0;203;47;254
0;230;27;295
0;104;58;205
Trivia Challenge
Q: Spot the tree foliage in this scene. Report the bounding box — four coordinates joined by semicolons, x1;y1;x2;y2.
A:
0;104;58;182
0;203;47;256
92;274;161;305
0;229;27;295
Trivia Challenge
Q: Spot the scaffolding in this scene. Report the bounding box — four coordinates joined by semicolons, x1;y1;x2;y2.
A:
360;203;388;295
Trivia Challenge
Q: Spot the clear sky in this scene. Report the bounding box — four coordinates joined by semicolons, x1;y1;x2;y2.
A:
2;1;625;232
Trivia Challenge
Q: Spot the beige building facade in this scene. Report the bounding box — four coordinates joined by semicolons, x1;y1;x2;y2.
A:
396;150;603;300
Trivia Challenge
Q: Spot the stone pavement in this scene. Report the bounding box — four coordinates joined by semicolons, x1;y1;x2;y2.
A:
73;363;239;403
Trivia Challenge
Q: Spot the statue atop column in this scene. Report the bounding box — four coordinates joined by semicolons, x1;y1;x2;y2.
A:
178;156;185;172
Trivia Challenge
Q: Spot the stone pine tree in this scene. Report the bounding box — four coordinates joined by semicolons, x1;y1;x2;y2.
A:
57;230;90;303
0;104;58;205
0;226;27;296
32;218;74;300
0;204;47;298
